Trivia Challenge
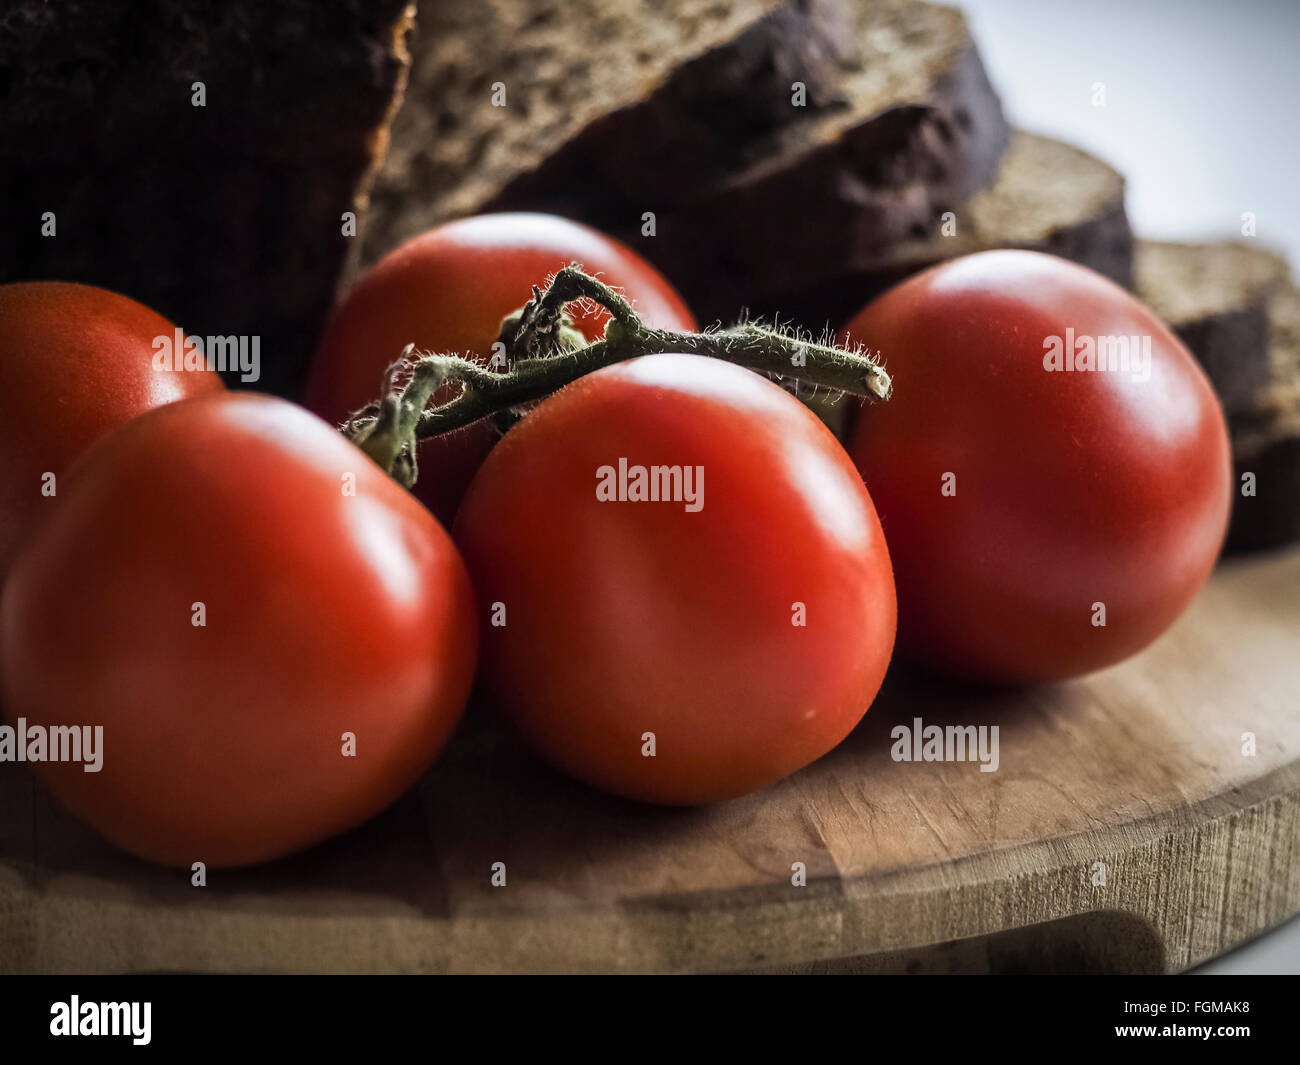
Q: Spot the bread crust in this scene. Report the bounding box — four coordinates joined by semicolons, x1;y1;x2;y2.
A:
1226;286;1300;551
1138;241;1290;414
685;131;1131;329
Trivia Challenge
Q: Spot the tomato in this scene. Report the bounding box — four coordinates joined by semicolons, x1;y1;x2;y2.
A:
843;250;1232;683
453;354;896;804
306;213;696;525
0;281;222;582
0;393;477;867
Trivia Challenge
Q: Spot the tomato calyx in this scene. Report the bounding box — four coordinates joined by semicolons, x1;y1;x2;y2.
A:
343;265;892;488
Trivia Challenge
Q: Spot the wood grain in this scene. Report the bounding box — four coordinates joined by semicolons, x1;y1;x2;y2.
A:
1;547;1297;973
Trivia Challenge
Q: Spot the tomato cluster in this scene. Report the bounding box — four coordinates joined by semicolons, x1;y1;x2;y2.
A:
0;215;1230;868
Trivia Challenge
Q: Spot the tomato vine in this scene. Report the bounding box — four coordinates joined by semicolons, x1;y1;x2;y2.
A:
343;265;892;487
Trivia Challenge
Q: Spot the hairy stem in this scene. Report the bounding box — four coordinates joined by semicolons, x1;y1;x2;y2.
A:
410;324;889;437
344;265;890;487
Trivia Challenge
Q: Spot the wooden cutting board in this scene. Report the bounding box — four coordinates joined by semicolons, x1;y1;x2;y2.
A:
2;547;1298;974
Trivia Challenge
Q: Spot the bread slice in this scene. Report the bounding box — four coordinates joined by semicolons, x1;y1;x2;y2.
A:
0;1;416;395
363;0;1009;272
364;0;859;260
1137;241;1290;413
1132;239;1299;550
1226;285;1300;551
708;130;1132;329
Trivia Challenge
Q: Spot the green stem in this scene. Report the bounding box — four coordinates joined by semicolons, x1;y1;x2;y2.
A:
344;266;890;488
409;324;889;437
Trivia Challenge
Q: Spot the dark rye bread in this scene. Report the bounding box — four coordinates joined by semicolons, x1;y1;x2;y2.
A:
364;0;859;261
1226;285;1300;551
0;1;415;395
1133;240;1299;551
363;0;1009;271
700;130;1132;329
1136;240;1290;413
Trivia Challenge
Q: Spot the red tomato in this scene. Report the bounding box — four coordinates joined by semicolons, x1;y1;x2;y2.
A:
1;393;477;867
454;354;896;804
0;281;222;581
844;251;1231;683
306;213;695;525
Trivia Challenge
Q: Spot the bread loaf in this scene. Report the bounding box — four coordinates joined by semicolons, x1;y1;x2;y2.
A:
0;1;416;394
